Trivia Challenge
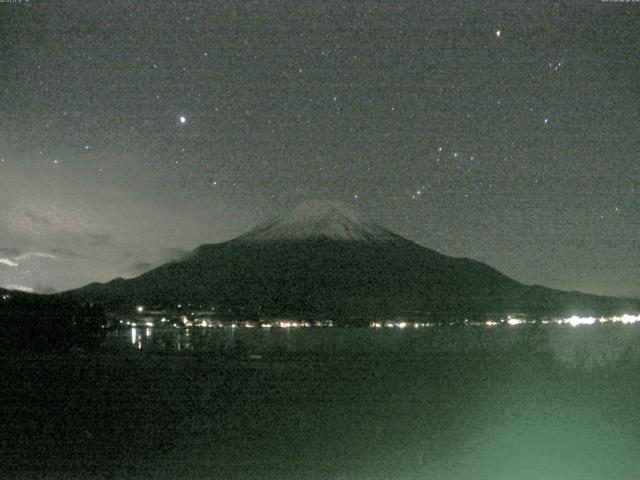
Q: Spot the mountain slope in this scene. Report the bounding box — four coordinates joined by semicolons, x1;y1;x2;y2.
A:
63;201;640;320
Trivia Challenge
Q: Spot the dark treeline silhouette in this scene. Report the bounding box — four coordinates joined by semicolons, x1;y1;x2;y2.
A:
0;289;108;352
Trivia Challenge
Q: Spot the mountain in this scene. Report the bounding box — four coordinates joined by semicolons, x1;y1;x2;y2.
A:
62;201;640;321
1;288;108;351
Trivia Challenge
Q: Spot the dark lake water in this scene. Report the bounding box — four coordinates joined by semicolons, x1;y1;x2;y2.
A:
4;324;640;479
108;323;640;368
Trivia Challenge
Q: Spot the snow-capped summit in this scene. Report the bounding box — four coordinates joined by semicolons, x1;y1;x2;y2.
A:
237;200;398;243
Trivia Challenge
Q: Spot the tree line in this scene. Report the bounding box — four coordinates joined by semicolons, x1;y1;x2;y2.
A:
0;290;108;353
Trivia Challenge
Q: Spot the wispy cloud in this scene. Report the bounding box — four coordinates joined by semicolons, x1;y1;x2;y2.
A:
22;210;123;253
15;252;56;261
3;284;35;293
0;251;57;268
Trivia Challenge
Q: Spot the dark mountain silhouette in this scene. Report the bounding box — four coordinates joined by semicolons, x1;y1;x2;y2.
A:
62;201;640;321
0;288;108;351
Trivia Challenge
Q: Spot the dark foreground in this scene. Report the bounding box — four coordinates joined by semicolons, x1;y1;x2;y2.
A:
2;326;640;480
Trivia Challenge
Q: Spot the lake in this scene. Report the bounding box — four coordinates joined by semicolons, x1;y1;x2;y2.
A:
3;323;640;479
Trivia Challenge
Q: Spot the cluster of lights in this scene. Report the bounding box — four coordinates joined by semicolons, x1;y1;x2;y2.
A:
128;307;640;331
610;314;640;324
263;320;313;329
370;321;433;329
503;314;640;327
506;317;526;326
128;315;335;330
564;315;597;327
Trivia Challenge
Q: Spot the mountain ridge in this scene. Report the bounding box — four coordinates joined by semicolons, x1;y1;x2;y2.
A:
61;202;640;320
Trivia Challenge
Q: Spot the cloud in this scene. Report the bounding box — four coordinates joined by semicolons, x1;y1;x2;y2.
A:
0;244;88;273
0;250;57;268
3;284;35;293
15;252;56;261
23;210;121;252
15;209;135;267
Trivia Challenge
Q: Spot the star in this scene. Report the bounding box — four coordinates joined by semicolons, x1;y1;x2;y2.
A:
495;30;501;38
178;115;188;125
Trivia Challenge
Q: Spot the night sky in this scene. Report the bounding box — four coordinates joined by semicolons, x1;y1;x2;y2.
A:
0;1;638;297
